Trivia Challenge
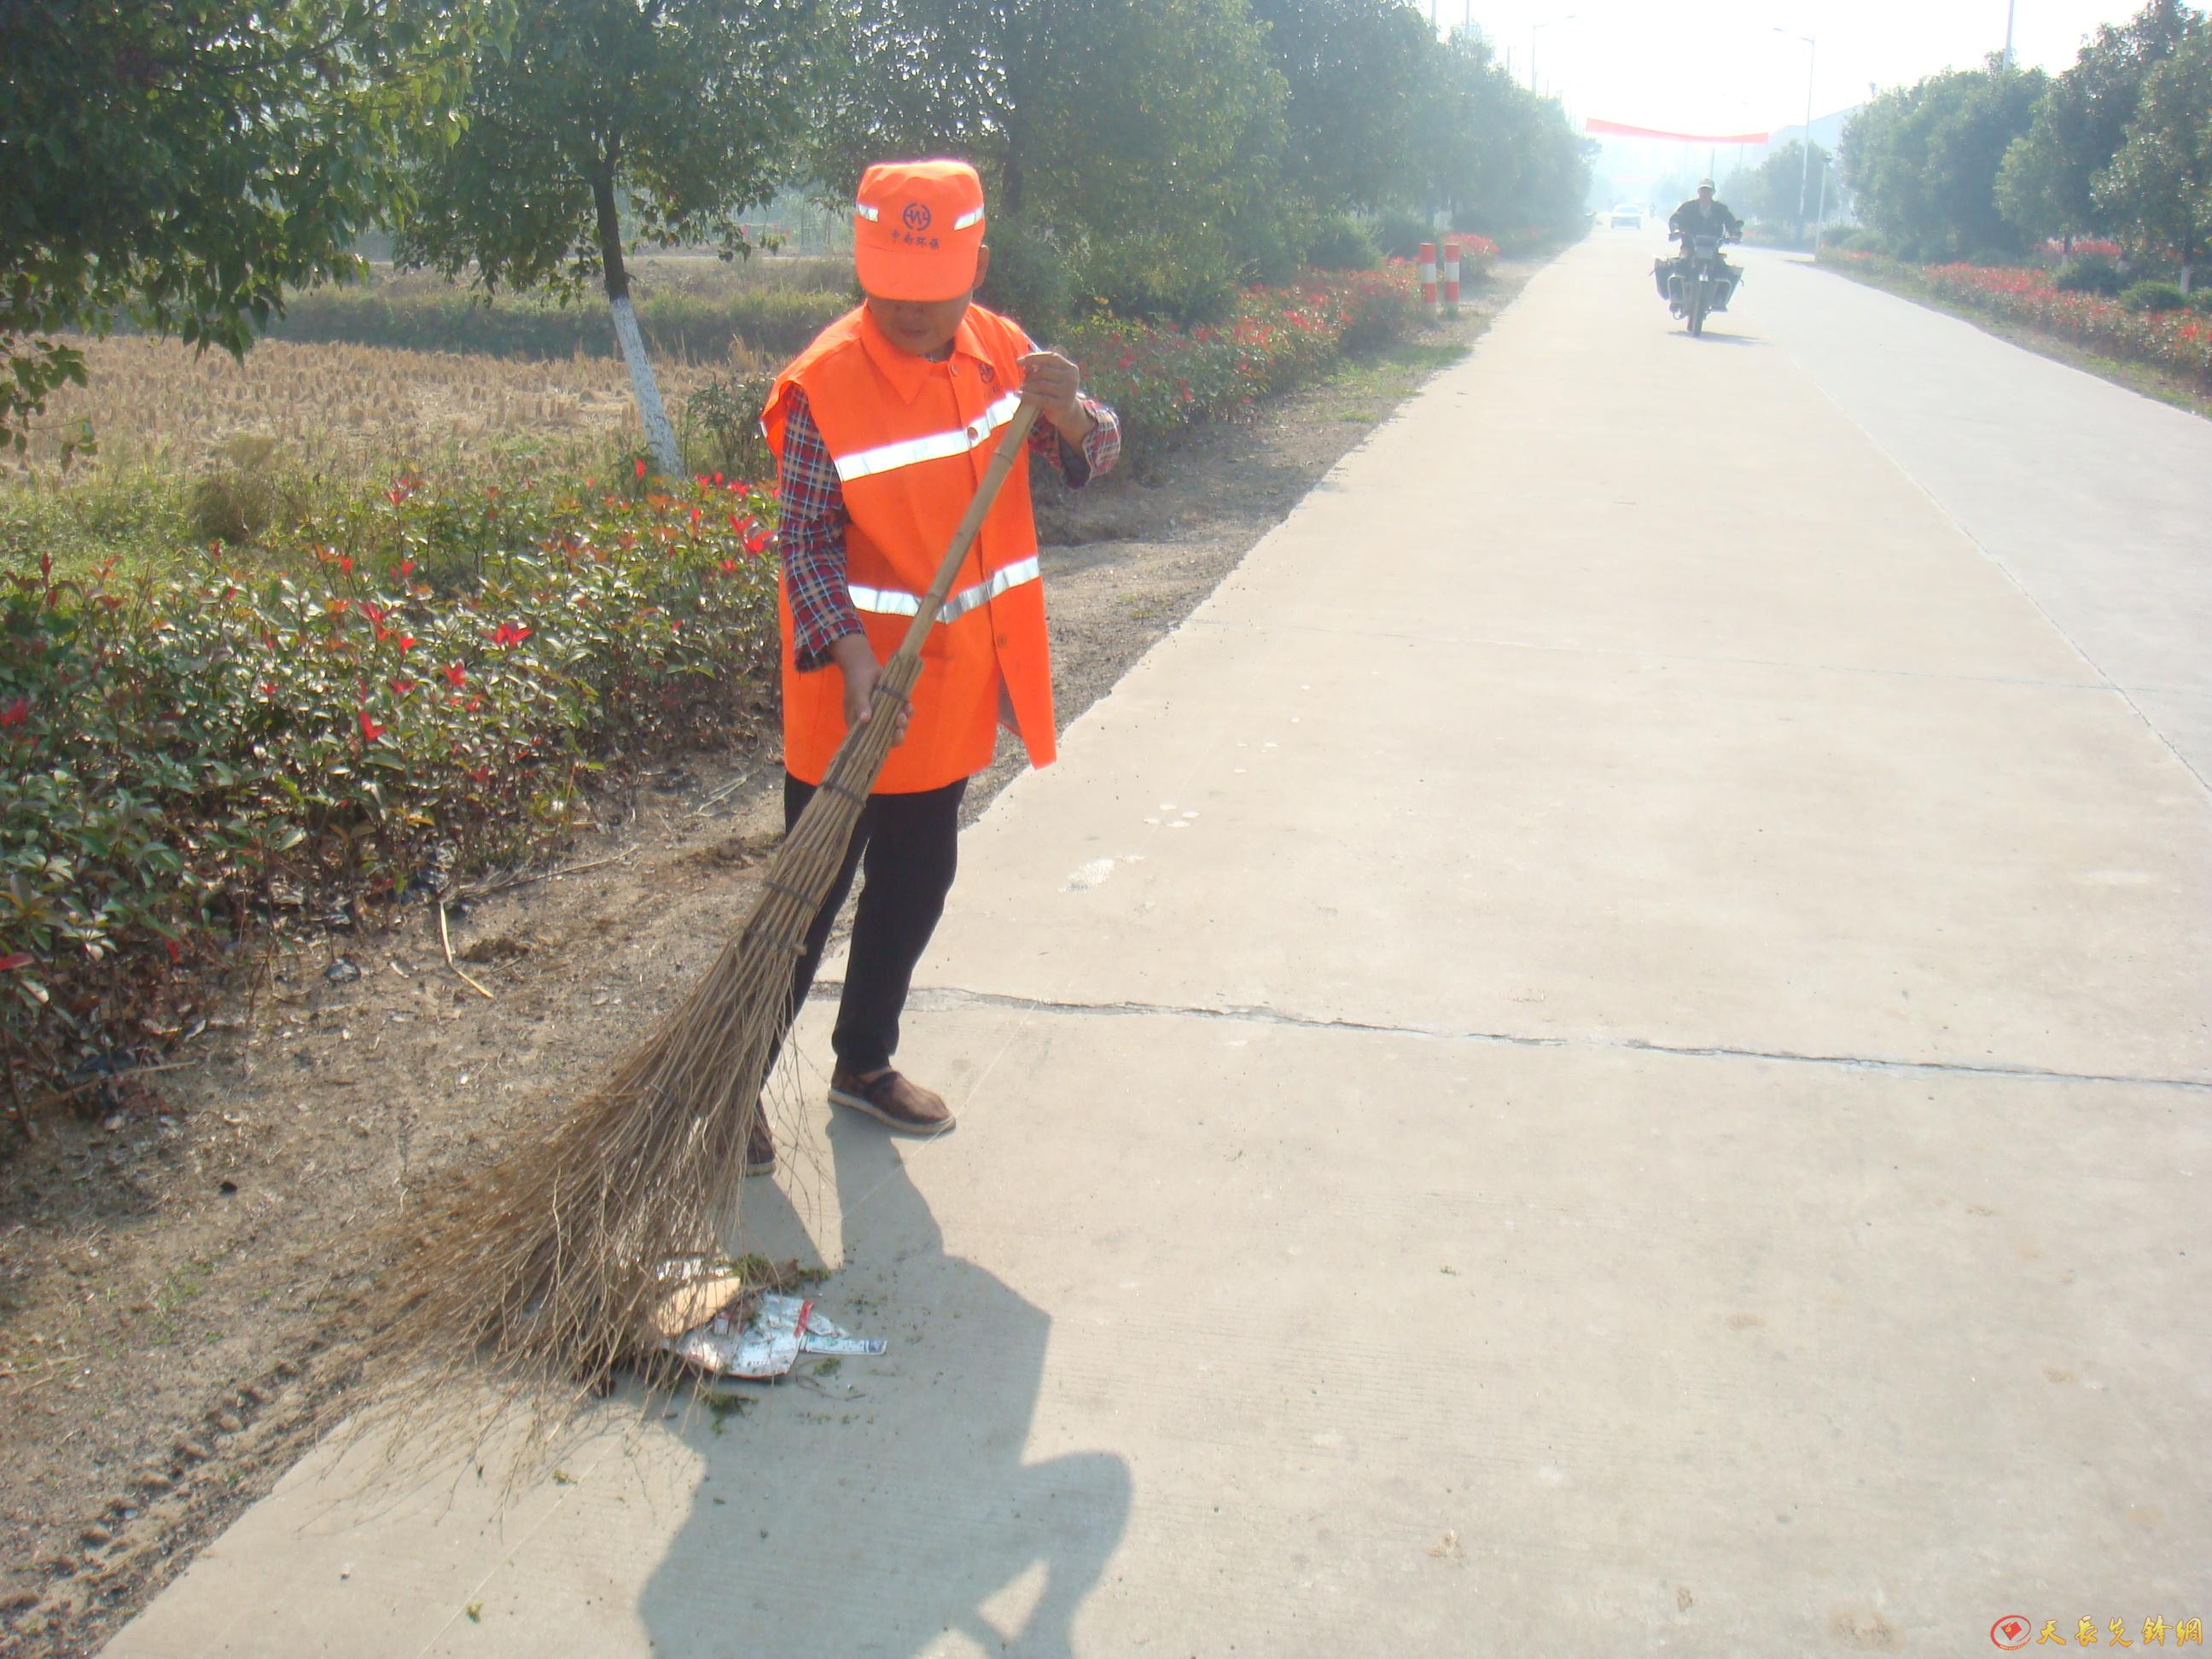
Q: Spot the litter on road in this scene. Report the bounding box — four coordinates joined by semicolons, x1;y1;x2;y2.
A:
662;1295;886;1382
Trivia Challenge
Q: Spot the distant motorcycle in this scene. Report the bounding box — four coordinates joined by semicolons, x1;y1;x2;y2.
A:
1661;231;1741;336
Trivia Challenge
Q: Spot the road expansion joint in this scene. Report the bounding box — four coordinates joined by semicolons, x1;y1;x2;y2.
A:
877;983;2212;1095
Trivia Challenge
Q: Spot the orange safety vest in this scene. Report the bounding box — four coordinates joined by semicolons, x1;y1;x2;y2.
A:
763;303;1056;795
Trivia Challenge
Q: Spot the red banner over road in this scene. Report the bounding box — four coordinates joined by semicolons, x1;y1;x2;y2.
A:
1585;117;1772;144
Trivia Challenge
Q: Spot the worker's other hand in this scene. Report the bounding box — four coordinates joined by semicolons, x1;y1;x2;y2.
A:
830;633;910;743
1016;351;1087;433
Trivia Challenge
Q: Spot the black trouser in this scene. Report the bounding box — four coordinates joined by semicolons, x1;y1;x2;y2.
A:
782;771;967;1076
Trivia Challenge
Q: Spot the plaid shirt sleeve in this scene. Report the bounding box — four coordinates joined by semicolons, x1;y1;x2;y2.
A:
774;387;863;672
1028;395;1122;488
777;382;1123;672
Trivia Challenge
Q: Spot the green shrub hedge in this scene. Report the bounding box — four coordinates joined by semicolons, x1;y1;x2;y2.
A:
2055;255;2128;296
1305;212;1381;271
1371;208;1432;261
1083;228;1245;326
2;471;782;1113
1072;266;1420;445
2120;279;2190;313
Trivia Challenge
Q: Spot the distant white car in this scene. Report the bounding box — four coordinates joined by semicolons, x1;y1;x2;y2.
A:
1609;204;1644;230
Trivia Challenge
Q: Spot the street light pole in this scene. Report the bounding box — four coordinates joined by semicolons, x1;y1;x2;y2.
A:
1776;29;1817;236
2004;0;2017;68
1531;15;1575;96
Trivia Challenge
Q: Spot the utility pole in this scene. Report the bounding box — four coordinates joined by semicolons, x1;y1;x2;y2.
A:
2004;0;2017;68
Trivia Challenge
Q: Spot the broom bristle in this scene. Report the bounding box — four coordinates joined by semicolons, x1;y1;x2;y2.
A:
338;655;923;1463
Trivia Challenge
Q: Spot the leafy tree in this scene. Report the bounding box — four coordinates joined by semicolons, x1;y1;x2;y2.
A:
1998;0;2203;248
1726;141;1837;232
0;0;490;451
394;0;823;472
818;0;1287;317
1245;0;1435;212
2097;28;2212;288
1842;60;2046;259
1423;30;1592;235
824;1;1284;234
1997;94;2098;247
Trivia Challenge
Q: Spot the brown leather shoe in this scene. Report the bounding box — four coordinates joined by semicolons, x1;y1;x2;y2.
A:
829;1066;956;1136
744;1108;776;1177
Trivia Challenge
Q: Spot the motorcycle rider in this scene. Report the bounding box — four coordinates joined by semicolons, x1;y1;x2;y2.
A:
1656;178;1744;311
1668;178;1744;242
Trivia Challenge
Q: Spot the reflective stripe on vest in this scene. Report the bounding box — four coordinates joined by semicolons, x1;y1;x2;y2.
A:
832;391;1024;484
847;554;1040;621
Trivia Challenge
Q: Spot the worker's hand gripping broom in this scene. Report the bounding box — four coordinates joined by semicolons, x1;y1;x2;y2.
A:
350;400;1044;1445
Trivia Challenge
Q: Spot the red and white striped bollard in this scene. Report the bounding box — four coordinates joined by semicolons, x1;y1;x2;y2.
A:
1441;238;1461;316
1418;242;1438;320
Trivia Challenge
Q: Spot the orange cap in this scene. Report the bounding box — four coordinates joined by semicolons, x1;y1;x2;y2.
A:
853;160;987;302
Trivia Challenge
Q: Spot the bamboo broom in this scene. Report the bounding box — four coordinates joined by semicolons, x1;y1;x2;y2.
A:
348;399;1045;1446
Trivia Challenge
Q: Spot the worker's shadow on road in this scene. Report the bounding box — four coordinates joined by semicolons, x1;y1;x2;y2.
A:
636;1107;1131;1656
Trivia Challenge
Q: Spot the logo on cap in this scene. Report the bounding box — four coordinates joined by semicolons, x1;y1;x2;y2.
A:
903;202;933;233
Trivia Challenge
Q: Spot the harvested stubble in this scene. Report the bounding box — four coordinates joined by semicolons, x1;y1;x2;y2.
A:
344;401;1044;1459
9;335;754;476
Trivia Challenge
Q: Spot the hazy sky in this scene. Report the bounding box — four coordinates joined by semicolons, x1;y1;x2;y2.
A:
1451;0;2167;134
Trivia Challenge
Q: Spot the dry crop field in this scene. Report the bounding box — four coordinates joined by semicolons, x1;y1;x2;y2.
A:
7;255;835;479
365;248;847;303
9;335;753;478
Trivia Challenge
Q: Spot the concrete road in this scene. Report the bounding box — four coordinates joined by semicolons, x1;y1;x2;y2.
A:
1745;248;2212;789
107;236;2211;1657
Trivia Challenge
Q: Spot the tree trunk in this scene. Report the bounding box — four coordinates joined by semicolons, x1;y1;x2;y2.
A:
999;86;1027;218
592;163;679;476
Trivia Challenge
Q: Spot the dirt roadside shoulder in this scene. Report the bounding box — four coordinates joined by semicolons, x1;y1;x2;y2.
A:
0;252;1554;1657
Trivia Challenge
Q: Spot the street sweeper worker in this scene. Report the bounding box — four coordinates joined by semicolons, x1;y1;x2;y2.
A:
751;158;1121;1175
